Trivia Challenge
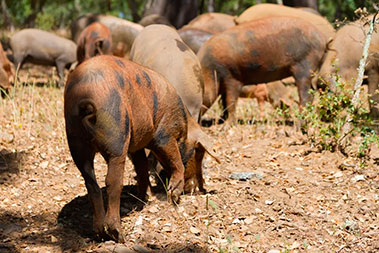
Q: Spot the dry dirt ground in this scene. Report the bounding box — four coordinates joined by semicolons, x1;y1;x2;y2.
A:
0;65;378;252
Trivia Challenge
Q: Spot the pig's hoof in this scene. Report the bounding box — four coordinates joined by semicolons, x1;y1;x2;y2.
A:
168;188;182;204
104;224;125;243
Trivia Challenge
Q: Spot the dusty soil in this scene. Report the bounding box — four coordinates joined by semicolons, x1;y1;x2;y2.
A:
0;66;378;252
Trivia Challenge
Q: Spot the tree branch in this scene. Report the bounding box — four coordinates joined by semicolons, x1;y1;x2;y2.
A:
338;12;378;151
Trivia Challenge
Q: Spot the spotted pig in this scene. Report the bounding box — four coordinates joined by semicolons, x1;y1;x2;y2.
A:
0;43;13;91
197;16;327;122
76;22;113;64
64;55;218;242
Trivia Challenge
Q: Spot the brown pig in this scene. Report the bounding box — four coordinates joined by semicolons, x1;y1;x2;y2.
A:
235;3;335;40
10;29;77;87
182;12;236;34
240;81;295;118
197;16;327;122
71;14;143;58
76;22;113;64
178;27;214;54
317;15;379;118
0;43;13;91
64;55;218;242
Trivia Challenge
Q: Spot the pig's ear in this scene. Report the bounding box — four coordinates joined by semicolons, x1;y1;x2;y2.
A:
196;129;221;164
188;116;221;163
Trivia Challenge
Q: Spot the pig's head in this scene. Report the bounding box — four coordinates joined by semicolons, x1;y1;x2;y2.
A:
183;116;220;194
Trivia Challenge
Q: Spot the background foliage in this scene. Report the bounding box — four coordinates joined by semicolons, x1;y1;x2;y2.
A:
1;0;377;31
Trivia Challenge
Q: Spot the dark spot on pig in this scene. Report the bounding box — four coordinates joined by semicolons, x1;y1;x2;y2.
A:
247;62;261;70
126;79;132;89
250;50;259;57
115;71;125;88
179;141;194;168
114;58;125;68
244;30;255;44
175;39;189;52
153;128;170;146
105;89;122;127
103;40;110;51
90;31;99;39
268;63;278;72
285;28;312;62
66;69;105;94
136;74;141;86
153;92;158;123
177;96;187;123
100;89;124;155
142;71;151;87
124;110;130;140
226;31;238;41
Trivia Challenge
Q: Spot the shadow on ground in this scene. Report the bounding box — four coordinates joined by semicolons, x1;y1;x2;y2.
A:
0;149;26;185
58;184;144;239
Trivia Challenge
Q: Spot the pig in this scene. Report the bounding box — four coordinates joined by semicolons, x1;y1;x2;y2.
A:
76;22;113;64
240;81;294;119
9;29;77;87
317;14;379;118
0;43;13;91
197;16;327;122
64;55;218;242
178;27;214;54
130;24;203;121
181;12;236;34
138;14;172;27
235;3;335;40
71;14;143;58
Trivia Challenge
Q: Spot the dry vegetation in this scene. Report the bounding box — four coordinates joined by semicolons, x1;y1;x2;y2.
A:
0;65;378;252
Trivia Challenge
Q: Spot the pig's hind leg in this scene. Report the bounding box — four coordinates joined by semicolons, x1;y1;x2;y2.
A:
67;137;106;238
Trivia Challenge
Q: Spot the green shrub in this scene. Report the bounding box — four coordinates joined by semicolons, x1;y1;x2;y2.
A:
298;75;379;157
35;12;55;31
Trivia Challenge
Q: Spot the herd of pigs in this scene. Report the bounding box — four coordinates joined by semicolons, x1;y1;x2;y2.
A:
0;3;378;243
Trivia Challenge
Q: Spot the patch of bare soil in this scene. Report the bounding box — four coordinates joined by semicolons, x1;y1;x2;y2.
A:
0;66;378;252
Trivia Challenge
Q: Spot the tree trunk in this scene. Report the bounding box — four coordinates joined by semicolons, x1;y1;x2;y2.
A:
283;0;318;11
143;0;198;29
25;0;47;27
208;0;215;12
127;0;141;22
1;0;14;31
338;13;378;151
106;0;112;11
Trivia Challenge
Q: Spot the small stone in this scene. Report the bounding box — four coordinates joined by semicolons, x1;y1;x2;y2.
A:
51;235;58;243
135;216;143;226
265;200;274;205
268;250;280;253
40;161;49;169
190;226;201;235
0;132;14;143
352;175;365;182
244;216;255;225
232;218;240;224
333;171;343;178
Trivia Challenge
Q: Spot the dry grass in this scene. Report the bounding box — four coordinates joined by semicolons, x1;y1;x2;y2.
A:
0;69;378;252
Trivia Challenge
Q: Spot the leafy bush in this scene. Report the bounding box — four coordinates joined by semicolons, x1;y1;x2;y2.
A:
298;75;379;157
35;12;55;31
